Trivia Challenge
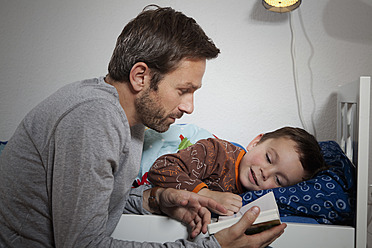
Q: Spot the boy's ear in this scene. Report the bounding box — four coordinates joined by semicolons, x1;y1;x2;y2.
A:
246;134;264;151
129;62;151;92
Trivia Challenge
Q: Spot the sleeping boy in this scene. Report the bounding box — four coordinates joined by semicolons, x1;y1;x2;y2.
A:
148;126;327;215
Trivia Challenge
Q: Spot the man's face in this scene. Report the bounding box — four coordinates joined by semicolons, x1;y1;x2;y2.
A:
135;58;206;132
239;137;305;191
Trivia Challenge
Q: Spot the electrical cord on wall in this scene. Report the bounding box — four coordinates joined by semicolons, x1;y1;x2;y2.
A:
298;9;318;139
289;11;317;137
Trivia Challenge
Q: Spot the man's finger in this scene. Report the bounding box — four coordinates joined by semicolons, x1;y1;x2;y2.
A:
231;206;260;234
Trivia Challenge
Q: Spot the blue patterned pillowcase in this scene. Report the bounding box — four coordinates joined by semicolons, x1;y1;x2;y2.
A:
240;141;356;225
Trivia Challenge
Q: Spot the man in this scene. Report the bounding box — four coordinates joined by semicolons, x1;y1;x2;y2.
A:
0;5;286;247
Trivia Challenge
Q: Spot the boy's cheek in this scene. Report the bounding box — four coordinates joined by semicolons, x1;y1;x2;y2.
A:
262;181;276;190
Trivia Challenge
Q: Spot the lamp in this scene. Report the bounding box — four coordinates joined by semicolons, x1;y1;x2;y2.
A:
262;0;302;13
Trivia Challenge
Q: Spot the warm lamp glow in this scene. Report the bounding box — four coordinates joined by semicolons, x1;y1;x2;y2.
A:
262;0;302;13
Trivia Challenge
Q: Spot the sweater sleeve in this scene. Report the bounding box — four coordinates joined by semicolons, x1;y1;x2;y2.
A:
51;99;131;247
148;138;222;192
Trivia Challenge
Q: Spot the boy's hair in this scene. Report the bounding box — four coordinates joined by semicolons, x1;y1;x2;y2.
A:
108;5;220;90
258;127;327;181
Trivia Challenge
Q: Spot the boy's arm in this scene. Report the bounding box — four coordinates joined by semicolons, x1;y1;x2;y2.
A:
198;188;242;215
148;139;216;192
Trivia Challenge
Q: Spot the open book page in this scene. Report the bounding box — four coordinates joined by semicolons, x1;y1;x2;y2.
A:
208;191;281;235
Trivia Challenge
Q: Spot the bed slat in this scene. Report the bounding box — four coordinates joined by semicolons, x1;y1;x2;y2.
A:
355;77;370;248
337;76;371;248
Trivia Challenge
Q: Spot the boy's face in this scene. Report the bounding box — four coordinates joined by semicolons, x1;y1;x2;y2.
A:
239;137;305;191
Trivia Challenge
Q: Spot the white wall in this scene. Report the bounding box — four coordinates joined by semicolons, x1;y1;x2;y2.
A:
1;0;371;143
1;0;372;244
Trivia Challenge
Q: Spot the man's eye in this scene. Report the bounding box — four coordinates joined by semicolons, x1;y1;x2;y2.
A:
180;88;190;94
266;153;272;164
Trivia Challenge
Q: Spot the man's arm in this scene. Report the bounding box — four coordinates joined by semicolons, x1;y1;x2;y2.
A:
52;101;126;247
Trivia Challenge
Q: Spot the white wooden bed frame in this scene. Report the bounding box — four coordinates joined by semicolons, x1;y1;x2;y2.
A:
112;76;371;248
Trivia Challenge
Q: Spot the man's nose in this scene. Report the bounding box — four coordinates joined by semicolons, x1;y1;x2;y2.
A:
178;94;194;114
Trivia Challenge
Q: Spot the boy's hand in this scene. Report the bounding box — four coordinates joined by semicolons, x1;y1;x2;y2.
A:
198;188;242;215
214;206;287;248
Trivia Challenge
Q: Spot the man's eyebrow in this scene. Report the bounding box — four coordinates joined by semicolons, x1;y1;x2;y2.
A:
183;82;202;90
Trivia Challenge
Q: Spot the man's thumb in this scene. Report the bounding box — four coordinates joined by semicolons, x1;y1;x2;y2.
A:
233;206;260;233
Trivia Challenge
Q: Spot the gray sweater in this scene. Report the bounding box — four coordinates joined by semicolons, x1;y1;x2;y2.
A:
0;77;220;248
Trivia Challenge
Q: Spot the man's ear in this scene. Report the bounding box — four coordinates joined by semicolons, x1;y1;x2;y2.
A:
246;134;264;151
129;62;151;92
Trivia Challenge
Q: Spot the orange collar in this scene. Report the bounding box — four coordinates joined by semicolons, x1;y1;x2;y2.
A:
235;149;246;194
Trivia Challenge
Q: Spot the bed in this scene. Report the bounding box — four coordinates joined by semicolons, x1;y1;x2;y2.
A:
111;76;371;248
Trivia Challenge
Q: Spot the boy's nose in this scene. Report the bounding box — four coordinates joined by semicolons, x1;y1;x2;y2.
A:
261;169;267;180
261;167;274;181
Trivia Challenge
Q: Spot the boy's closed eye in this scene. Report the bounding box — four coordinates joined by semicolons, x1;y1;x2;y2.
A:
266;153;272;164
275;176;281;186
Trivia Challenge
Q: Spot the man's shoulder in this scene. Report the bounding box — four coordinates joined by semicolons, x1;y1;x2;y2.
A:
39;77;120;112
58;77;117;99
23;77;126;133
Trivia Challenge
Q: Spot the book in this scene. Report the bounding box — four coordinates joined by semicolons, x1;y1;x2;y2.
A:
207;191;281;235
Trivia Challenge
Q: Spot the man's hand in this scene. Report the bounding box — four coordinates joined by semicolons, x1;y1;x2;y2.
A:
198;188;242;216
214;206;286;248
144;187;228;239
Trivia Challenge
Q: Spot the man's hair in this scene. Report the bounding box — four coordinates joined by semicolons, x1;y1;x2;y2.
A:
108;5;220;90
258;127;327;180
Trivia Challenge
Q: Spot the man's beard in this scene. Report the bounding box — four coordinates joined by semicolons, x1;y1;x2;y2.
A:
135;88;183;133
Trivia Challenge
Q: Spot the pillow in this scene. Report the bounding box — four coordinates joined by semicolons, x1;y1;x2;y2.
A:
240;141;356;226
133;124;215;187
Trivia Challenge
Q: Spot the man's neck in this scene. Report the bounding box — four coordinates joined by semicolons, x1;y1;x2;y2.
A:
104;75;139;127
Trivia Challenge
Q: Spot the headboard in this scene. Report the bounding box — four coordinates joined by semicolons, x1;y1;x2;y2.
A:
337;76;371;248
